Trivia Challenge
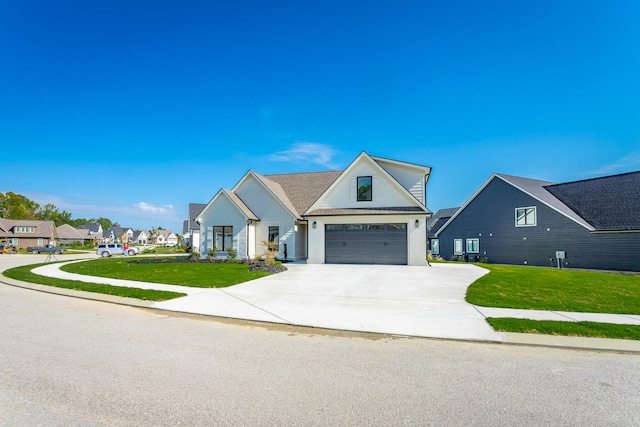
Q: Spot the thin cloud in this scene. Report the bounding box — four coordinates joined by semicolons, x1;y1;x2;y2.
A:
134;201;174;215
269;142;338;168
589;151;640;176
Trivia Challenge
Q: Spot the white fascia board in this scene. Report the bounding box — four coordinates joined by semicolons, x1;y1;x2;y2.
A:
434;173;594;238
233;170;299;221
198;189;251;223
304;151;429;215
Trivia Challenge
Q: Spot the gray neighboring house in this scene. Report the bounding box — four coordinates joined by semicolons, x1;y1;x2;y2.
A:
184;203;206;250
427;207;459;255
434;170;640;272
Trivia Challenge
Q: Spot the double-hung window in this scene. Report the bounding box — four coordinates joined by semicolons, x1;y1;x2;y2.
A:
466;238;479;253
515;207;536;227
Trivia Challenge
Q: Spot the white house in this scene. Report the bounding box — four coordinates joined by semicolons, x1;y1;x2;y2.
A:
198;151;432;266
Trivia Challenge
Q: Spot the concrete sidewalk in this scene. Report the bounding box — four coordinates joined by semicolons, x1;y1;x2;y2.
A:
5;257;640;353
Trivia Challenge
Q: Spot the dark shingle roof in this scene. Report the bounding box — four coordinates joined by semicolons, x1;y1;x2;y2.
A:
188;203;207;229
427;207;459;229
544;171;640;231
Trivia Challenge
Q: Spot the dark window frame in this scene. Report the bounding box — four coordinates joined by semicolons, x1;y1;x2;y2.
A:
214;225;233;251
357;176;372;202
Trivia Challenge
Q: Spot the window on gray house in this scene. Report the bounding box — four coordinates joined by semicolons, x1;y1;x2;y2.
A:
357;176;372;201
466;238;479;253
515;207;536;227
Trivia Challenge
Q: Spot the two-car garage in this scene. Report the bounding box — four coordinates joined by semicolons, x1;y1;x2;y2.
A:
325;223;408;265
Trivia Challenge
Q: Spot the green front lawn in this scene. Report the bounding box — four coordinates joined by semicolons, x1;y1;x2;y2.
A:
3;263;186;301
61;257;272;288
487;317;640;341
467;264;640;314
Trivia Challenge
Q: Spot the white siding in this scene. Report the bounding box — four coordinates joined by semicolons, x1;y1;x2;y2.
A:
376;161;426;204
295;223;307;260
235;174;297;259
315;157;417;209
199;194;248;258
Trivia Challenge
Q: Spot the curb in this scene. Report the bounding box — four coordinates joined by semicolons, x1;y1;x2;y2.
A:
2;276;639;354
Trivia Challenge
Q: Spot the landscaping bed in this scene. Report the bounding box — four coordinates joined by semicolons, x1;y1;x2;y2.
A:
129;256;288;273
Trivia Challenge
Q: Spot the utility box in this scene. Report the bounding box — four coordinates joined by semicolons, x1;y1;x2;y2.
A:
556;251;566;259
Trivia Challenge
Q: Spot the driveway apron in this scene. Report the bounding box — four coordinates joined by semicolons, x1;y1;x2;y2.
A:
153;263;505;342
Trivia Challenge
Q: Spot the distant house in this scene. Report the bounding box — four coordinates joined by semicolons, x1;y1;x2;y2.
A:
155;229;177;246
426;207;459;256
103;226;134;243
132;230;149;245
0;218;57;249
434;171;640;272
76;223;103;243
198;151;432;265
184;203;206;250
56;224;87;245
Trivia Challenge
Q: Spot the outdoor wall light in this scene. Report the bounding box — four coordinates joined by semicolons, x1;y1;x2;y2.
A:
415;219;419;227
313;221;317;228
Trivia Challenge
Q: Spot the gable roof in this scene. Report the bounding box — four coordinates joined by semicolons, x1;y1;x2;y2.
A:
544;171;640;231
222;189;259;221
56;224;86;239
304;151;431;216
435;170;640;237
0;218;56;238
188;203;207;229
427;207;459;229
77;223;101;233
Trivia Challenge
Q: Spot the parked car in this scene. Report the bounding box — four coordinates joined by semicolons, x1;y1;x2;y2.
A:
96;244;140;257
26;244;65;254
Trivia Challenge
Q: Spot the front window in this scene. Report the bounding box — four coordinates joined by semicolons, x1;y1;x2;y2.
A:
268;226;279;248
466;238;479;253
516;207;536;227
214;226;233;251
37;238;43;245
454;239;463;255
357;176;372;201
431;239;439;255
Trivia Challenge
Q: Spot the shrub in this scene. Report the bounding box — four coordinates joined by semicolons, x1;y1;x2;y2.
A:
226;247;238;260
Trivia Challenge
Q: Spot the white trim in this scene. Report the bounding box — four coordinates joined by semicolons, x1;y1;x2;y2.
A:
305;151;429;215
515;206;537;227
233;171;299;221
466;238;479;253
434;173;594;237
454;239;463;255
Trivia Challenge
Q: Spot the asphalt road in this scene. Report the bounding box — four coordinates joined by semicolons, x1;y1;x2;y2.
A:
1;282;639;426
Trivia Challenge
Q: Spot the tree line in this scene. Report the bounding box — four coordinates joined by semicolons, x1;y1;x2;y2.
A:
0;192;114;230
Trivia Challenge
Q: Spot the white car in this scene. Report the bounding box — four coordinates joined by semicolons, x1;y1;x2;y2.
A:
96;244;140;257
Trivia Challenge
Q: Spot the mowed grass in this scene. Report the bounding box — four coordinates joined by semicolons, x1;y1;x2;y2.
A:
467;264;640;314
3;263;186;301
61;257;272;288
487;317;640;341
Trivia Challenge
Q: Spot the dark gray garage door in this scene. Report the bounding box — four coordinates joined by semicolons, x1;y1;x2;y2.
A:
325;223;407;265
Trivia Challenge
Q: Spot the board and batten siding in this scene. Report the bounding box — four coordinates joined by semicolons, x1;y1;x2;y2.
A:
376;161;426;204
235;174;298;259
437;177;640;272
199;194;248;258
315;159;417;209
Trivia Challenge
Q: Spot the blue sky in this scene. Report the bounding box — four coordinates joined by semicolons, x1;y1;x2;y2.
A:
2;1;639;233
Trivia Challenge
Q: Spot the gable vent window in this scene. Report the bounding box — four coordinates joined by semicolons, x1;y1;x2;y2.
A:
515;207;537;227
357;176;372;202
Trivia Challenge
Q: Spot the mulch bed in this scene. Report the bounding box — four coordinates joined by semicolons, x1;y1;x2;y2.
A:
130;257;288;273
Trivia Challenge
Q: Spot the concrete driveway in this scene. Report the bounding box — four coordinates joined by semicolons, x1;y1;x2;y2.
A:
153;263;505;342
